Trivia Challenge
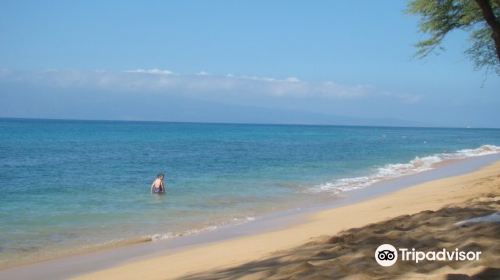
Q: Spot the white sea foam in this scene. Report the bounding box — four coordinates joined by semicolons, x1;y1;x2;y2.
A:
307;145;500;194
147;216;257;242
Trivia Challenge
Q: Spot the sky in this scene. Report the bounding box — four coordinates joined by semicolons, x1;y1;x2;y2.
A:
0;0;499;127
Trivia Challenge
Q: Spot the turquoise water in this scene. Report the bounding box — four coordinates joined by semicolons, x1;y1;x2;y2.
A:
1;118;500;267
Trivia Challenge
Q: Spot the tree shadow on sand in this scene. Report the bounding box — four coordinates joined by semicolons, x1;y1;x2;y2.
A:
181;195;499;280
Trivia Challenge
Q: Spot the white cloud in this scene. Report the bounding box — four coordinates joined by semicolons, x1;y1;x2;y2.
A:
0;69;420;103
285;77;300;83
124;68;174;75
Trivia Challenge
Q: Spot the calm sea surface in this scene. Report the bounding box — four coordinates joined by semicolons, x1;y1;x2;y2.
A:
1;118;499;267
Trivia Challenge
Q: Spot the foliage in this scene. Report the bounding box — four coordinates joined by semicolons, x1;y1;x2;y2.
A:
407;0;500;74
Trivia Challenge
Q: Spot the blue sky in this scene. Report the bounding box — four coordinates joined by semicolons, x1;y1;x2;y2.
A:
0;0;499;127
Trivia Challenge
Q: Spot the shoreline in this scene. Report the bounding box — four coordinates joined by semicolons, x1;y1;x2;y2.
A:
1;146;497;271
72;159;500;280
1;155;499;279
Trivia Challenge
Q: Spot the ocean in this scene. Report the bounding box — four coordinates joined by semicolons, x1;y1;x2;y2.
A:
1;118;499;268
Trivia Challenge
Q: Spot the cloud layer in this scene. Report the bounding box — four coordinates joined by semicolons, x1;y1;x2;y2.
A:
0;69;419;103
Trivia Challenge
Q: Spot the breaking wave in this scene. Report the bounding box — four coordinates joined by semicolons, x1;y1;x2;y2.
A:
307;145;500;194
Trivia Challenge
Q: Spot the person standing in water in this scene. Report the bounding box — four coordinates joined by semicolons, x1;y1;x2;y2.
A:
151;173;165;193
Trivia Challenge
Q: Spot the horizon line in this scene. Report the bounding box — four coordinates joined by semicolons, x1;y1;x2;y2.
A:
1;116;499;130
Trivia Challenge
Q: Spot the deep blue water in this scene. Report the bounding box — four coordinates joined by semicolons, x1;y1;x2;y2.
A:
1;118;499;266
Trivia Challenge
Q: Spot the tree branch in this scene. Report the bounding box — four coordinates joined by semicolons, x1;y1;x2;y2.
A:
474;0;500;62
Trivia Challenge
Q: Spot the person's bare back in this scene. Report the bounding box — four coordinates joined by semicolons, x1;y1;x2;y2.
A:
151;173;165;193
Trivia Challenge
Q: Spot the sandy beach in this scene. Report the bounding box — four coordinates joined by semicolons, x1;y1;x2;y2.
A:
67;161;500;280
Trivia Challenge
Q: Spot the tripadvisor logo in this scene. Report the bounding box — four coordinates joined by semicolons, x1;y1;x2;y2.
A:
374;244;482;267
375;244;398;266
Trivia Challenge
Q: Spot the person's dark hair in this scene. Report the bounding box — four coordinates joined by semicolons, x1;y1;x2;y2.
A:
157;173;165;178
